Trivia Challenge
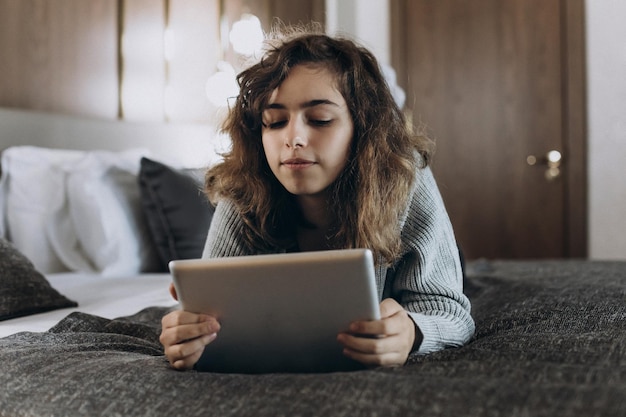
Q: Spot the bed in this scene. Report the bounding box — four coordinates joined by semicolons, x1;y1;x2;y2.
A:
1;107;625;417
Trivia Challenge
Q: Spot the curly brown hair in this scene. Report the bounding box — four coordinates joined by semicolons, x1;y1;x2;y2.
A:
206;26;433;264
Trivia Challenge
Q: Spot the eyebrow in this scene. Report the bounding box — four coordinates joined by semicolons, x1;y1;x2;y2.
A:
264;99;340;110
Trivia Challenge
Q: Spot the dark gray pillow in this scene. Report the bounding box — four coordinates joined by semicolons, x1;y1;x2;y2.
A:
0;238;78;321
138;157;215;272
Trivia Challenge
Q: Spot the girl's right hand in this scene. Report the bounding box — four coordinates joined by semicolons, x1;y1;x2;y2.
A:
160;283;221;370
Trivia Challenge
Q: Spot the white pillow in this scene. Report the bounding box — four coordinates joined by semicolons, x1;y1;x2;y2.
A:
2;146;86;272
0;158;7;239
54;149;161;275
2;146;160;275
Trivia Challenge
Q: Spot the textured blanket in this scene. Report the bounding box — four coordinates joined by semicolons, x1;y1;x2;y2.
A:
1;260;625;417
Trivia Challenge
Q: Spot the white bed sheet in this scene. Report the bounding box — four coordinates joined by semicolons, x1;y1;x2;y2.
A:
0;272;178;338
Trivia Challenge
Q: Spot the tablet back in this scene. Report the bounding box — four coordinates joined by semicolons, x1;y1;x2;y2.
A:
169;249;380;373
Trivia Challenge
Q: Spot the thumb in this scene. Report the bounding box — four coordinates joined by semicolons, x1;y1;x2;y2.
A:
169;283;178;301
379;298;403;319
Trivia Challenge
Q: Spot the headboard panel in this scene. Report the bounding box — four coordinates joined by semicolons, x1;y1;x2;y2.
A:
0;107;225;167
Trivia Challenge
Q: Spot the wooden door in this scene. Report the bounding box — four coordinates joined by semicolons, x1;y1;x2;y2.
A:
391;0;586;259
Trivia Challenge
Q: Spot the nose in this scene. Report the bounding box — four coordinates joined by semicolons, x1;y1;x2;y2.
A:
287;136;306;148
284;119;307;148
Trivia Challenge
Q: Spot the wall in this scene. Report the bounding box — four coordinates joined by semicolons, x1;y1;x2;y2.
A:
586;0;626;259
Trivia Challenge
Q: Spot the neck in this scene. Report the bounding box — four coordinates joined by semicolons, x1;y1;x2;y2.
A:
295;193;337;252
295;194;331;230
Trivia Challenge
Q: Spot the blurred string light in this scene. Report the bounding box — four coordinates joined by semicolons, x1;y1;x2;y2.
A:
163;5;174;121
206;13;264;109
164;28;176;62
205;61;239;108
229;14;264;56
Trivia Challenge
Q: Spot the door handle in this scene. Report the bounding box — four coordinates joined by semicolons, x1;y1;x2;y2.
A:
526;150;562;181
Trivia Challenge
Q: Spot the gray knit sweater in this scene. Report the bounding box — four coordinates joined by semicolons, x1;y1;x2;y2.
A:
202;166;475;354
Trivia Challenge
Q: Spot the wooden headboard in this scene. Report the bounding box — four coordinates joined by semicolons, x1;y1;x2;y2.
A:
0;107;225;167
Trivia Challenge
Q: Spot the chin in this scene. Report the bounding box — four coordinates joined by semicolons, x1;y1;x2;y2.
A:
279;179;331;198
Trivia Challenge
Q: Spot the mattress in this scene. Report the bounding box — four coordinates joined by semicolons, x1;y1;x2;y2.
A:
0;272;176;338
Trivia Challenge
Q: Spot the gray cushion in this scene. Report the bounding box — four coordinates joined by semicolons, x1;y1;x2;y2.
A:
138;157;215;272
0;238;77;320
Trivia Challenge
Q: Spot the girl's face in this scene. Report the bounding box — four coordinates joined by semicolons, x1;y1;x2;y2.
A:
261;64;354;199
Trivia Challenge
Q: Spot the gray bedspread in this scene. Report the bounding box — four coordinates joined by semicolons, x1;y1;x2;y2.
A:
1;260;625;417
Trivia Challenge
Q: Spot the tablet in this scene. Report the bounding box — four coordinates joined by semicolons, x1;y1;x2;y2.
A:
169;249;380;373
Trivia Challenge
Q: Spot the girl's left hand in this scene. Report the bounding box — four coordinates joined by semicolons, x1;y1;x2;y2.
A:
337;298;420;367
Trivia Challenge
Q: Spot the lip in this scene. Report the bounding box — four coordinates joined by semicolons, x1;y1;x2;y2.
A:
281;158;316;169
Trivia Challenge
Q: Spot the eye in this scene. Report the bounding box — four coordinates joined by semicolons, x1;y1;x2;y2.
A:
262;120;287;129
261;109;288;130
310;119;332;127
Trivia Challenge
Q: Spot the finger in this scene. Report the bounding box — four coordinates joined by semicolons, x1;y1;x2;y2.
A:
161;310;218;330
160;320;219;347
339;315;416;362
172;351;202;370
349;310;407;337
341;346;404;367
160;313;220;347
338;332;409;367
169;283;178;301
167;333;217;370
337;332;398;355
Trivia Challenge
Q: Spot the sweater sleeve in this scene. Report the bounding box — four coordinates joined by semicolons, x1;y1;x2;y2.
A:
201;199;252;259
391;166;475;354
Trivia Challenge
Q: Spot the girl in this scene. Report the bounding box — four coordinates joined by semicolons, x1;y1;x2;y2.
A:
160;28;474;370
